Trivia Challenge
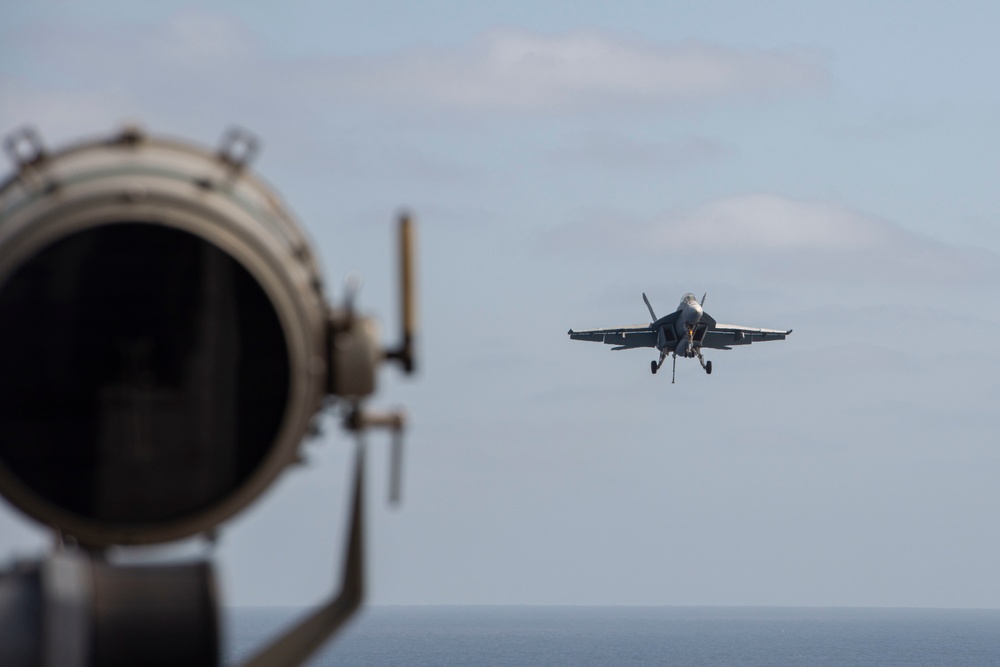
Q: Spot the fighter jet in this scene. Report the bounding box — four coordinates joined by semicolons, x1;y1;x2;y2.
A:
568;292;791;383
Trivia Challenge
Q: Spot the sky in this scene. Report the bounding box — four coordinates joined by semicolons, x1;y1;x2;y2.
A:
2;1;1000;609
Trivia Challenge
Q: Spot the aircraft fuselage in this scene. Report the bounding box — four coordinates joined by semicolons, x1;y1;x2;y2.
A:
665;293;703;357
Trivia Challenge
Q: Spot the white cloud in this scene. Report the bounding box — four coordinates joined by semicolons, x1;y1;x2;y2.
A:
546;194;1000;286
653;194;894;251
1;16;828;125
309;30;828;113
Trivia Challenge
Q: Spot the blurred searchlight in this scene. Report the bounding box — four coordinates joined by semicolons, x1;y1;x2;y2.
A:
0;126;330;548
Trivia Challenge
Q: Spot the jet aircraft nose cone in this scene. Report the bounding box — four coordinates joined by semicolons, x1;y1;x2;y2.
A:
684;301;703;325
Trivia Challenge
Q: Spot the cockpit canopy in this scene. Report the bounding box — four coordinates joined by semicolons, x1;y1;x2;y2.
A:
678;293;698;309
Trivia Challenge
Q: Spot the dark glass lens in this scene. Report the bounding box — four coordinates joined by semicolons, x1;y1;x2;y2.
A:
0;223;289;524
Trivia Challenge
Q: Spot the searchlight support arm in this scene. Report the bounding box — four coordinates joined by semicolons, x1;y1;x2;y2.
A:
240;440;365;667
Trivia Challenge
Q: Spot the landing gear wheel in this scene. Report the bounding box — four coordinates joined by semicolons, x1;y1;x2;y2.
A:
651;360;658;374
705;360;712;375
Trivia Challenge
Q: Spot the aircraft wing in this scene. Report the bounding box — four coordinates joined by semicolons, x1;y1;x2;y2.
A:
702;324;792;350
567;325;656;350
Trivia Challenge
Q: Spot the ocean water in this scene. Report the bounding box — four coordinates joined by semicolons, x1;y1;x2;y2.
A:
224;606;1000;666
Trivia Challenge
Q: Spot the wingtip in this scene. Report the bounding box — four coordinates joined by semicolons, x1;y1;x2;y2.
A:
786;329;793;335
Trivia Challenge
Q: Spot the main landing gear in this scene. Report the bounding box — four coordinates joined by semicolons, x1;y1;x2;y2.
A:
697;350;712;375
652;348;668;375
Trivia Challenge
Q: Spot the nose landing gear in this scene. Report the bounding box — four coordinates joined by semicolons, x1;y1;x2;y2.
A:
652;349;711;381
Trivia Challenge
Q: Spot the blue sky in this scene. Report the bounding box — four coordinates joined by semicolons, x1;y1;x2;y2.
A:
2;1;1000;608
